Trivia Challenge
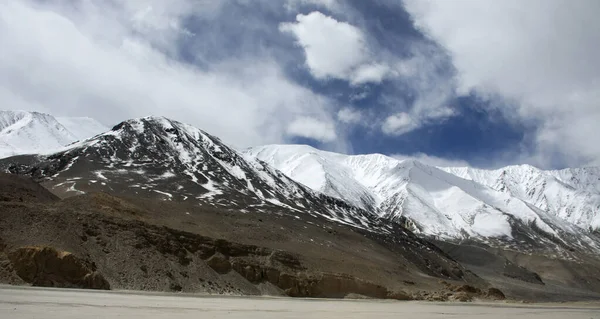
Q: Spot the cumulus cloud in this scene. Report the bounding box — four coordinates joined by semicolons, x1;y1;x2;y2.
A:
280;9;457;137
404;0;600;167
287;117;337;142
280;11;388;85
0;0;339;149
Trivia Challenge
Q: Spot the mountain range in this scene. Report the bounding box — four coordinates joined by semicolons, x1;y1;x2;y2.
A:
246;145;600;255
1;110;600;300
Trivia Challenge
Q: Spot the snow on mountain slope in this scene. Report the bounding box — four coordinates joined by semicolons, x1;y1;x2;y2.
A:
246;145;600;253
0;110;78;158
56;116;108;141
1;117;392;234
244;145;377;210
0;111;109;158
443;165;600;231
1;116;486;284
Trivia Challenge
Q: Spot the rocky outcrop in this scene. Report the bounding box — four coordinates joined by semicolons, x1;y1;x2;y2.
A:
130;220;410;299
454;284;481;294
0;238;24;285
229;259;406;299
486;287;506;300
414;281;506;302
206;253;231;274
7;246;110;290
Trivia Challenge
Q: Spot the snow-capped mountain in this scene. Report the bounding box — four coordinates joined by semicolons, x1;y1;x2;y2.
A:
442;166;600;231
2;114;599;256
0;110;78;158
0;116;487;284
246;145;600;254
0;111;108;158
0;116;397;233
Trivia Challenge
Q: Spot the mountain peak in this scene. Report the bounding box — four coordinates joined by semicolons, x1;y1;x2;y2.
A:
1;110;58;130
0;110;109;158
1;116;386;237
0;110;77;158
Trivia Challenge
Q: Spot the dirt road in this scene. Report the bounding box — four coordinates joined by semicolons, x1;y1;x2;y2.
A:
1;285;599;318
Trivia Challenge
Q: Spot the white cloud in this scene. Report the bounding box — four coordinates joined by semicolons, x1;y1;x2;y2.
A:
381;104;454;136
0;0;339;149
351;63;389;86
392;153;470;168
280;11;389;85
378;41;456;136
337;107;362;124
404;0;600;167
382;112;417;135
280;10;457;135
287;116;337;142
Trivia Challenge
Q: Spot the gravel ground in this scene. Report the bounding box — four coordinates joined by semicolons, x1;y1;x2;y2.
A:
2;285;600;319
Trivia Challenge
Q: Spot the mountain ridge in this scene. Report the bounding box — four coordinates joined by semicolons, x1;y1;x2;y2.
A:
0;110;108;158
2;113;600;300
246;144;600;256
0;116;399;234
1;112;599;255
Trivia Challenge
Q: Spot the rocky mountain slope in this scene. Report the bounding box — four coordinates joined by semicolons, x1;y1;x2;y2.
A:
1;116;387;231
0;166;488;299
0;111;107;158
246;145;600;257
3;172;599;301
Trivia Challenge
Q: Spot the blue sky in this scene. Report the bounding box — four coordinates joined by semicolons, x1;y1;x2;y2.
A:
1;0;599;169
176;0;538;167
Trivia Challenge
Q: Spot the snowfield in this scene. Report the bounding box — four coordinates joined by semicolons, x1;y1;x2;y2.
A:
246;144;600;244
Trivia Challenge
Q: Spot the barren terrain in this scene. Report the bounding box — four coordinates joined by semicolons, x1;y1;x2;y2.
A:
1;286;599;319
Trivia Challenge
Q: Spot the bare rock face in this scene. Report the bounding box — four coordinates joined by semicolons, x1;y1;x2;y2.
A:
453;284;481;294
205;253;232;274
0;238;24;285
280;273;391;299
228;260;407;300
427;281;506;302
7;246;109;290
487;287;506;300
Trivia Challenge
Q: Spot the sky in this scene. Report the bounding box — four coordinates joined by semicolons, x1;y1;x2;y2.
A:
0;0;599;169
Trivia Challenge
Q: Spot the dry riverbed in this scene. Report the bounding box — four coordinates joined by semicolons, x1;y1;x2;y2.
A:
1;285;599;319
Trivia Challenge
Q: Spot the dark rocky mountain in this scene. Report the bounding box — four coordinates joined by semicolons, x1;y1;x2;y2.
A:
3;116;383;228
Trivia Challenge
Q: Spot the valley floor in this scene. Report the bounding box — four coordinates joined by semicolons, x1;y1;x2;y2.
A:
1;285;599;319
